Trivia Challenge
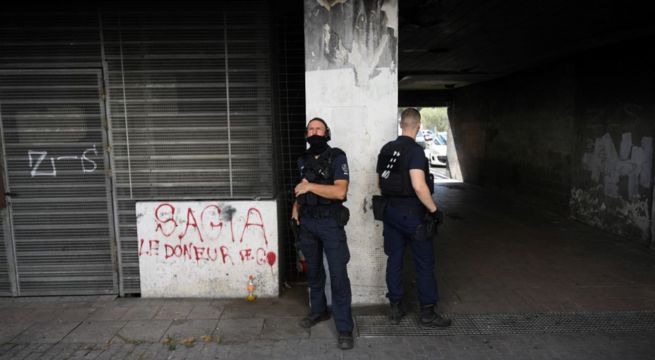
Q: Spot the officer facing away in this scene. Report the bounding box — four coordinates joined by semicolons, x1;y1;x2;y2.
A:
292;117;354;350
376;108;452;327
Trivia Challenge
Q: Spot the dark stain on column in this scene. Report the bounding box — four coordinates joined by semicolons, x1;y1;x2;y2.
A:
305;0;397;86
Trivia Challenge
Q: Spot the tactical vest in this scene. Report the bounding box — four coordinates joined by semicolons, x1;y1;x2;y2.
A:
377;140;432;197
297;147;345;206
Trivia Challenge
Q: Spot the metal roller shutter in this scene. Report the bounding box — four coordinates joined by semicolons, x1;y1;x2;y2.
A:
0;69;116;295
0;209;10;295
1;148;10;295
101;2;274;294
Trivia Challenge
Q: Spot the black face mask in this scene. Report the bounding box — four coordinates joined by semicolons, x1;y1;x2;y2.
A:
306;135;329;155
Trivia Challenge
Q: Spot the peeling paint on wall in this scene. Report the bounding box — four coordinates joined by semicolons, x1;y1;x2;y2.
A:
305;0;397;304
305;0;397;87
572;132;653;242
571;185;650;239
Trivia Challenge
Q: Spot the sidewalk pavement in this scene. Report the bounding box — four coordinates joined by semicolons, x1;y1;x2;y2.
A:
2;183;655;359
1;289;655;359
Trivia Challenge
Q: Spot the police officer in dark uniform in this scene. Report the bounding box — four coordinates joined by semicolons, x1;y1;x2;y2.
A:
292;117;354;350
376;108;451;327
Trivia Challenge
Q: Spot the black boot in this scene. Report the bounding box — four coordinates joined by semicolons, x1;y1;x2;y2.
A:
299;311;330;328
338;331;354;350
389;301;406;325
419;305;451;328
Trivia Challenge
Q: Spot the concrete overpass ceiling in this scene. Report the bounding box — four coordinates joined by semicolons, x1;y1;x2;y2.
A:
398;0;655;90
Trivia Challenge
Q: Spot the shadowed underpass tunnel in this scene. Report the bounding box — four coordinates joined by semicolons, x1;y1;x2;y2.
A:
353;182;655;336
363;0;655;334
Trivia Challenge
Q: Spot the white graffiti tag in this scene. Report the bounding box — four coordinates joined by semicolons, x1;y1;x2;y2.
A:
28;150;55;177
28;145;98;177
581;133;653;199
81;145;98;173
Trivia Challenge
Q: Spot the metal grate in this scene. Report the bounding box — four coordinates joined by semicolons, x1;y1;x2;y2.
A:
273;3;306;280
356;311;655;337
0;3;277;296
101;2;275;294
0;10;101;69
0;69;116;295
0;146;9;295
0;210;9;295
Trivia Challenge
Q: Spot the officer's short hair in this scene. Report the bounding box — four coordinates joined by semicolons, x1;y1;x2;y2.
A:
400;108;421;129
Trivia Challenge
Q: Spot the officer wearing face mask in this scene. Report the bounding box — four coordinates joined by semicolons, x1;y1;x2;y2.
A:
291;117;354;350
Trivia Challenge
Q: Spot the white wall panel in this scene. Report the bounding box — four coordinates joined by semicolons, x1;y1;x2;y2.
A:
136;200;278;298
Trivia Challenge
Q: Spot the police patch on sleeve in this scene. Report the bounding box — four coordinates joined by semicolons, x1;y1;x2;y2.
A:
341;163;349;175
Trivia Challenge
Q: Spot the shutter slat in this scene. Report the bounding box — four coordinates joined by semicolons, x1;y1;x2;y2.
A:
0;70;117;296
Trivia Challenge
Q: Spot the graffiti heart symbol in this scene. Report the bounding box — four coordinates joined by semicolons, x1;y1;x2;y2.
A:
266;251;276;266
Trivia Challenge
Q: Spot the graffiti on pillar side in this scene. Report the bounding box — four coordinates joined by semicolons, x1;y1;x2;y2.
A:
305;0;398;86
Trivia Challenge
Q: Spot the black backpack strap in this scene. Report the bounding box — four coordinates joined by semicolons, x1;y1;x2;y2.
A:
319;147;345;176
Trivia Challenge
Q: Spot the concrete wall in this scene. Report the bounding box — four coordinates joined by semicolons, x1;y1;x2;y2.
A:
449;38;655;246
449;62;576;212
304;0;398;304
570;42;655;246
136;201;278;298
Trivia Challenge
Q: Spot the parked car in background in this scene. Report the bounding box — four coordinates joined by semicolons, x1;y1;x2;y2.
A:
421;129;434;142
416;133;431;159
429;131;448;166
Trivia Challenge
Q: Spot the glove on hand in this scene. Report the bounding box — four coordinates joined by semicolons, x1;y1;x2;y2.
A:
424;209;444;237
425;209;444;225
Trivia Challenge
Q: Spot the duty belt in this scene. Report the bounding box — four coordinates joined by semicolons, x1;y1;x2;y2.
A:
387;197;426;217
302;207;336;219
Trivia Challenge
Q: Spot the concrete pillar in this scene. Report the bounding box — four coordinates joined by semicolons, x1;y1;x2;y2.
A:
304;0;398;304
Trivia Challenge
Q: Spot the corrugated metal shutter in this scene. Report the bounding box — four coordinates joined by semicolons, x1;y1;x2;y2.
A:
0;69;116;295
1;149;10;295
101;2;274;294
0;209;10;295
0;10;101;69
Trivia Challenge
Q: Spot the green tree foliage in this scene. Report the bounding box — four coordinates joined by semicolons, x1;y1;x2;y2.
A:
398;107;449;132
419;107;449;132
